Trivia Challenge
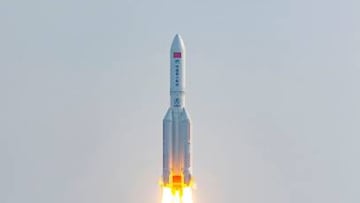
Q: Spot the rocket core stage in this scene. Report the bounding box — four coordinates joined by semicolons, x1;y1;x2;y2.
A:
161;34;194;202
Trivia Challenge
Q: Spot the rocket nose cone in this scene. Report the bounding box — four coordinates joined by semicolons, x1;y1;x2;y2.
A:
171;34;185;51
174;34;182;42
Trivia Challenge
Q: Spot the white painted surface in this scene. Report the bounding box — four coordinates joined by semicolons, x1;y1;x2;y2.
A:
163;35;192;185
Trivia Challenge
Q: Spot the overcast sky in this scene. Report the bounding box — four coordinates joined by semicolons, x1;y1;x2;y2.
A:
1;0;359;203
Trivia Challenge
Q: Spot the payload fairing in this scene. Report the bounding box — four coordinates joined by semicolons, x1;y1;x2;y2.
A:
162;34;193;193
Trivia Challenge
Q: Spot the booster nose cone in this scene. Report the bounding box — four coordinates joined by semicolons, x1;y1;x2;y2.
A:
171;34;185;52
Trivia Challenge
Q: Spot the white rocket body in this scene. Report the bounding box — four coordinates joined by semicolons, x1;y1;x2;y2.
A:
162;34;192;189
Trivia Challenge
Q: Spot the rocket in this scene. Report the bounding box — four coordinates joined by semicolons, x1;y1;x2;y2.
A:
162;34;193;192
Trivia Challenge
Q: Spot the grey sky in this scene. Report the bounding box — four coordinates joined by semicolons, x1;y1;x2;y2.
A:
1;0;359;203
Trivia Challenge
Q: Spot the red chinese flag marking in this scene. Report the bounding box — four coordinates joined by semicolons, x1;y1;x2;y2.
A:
173;52;182;58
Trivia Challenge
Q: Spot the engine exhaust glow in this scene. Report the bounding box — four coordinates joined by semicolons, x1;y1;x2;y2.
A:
161;186;193;203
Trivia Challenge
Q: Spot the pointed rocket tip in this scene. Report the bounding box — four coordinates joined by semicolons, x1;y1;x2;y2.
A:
172;34;181;42
171;34;185;51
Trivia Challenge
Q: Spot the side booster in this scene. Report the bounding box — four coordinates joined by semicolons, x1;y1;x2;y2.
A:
162;34;192;191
